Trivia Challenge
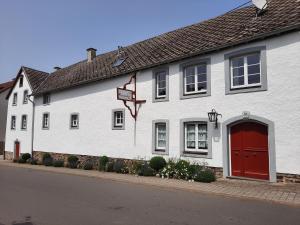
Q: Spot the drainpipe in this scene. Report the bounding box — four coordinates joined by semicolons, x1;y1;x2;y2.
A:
28;95;35;158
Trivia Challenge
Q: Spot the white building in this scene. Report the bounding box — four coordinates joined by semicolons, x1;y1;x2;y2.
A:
5;0;300;182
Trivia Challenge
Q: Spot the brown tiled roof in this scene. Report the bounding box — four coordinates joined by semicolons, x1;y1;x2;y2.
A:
6;66;49;99
34;0;300;95
0;80;14;94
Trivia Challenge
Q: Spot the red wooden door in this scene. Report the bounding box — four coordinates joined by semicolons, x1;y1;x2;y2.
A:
230;122;269;180
15;142;20;159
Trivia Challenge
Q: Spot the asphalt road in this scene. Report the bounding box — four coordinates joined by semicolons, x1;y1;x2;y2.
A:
0;165;299;225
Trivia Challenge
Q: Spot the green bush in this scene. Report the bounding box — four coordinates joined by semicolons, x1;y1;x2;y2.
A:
113;160;128;174
27;158;38;165
105;161;114;172
160;159;176;178
138;163;155;176
42;153;51;162
174;160;190;179
18;158;26;164
194;169;216;183
83;161;93;170
68;155;79;169
43;157;53;166
98;156;109;171
149;156;166;172
130;161;143;174
187;164;203;179
53;160;64;167
21;153;31;161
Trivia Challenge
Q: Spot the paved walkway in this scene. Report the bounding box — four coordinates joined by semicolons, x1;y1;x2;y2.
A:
0;160;299;207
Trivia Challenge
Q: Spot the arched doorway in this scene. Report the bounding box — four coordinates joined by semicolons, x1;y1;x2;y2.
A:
222;114;276;182
231;122;269;180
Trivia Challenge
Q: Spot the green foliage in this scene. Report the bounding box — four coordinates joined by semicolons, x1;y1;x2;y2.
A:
149;156;166;172
159;159;177;178
83;161;93;170
105;162;114;172
187;164;203;179
194;169;216;183
174;160;190;179
27;158;38;165
130;161;143;174
113;160;128;174
21;153;31;161
18;158;26;164
138;163;155;176
42;153;51;162
98;156;109;171
53;160;64;167
43;157;53;166
67;155;79;169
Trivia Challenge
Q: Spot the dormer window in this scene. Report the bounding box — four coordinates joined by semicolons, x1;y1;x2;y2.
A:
43;93;51;105
19;76;23;87
23;90;29;104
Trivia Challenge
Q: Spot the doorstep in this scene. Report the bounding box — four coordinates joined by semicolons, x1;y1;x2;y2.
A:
0;160;299;207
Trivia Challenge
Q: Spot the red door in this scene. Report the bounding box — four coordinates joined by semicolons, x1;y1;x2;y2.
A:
15;142;20;159
230;122;269;180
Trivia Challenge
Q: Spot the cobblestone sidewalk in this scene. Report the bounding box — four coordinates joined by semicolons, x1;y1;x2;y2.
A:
0;160;299;206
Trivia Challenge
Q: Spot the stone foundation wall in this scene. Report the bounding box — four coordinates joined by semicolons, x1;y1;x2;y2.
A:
277;173;300;183
0;142;4;155
4;151;13;160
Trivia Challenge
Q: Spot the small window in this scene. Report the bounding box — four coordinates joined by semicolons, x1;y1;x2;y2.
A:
184;122;208;154
155;123;166;151
23;90;29;104
184;64;207;95
12;93;17;106
70;114;79;129
11;116;16;130
19;76;23;87
43;93;51;105
231;53;261;89
21;115;27;130
42;113;50;129
112;109;125;130
156;71;167;98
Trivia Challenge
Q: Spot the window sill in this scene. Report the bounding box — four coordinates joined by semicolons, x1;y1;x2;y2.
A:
153;97;169;103
153;150;168;155
112;126;125;130
180;92;210;100
181;151;210;159
226;85;267;95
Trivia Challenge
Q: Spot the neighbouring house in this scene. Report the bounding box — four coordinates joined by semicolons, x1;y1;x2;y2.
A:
5;0;300;182
0;81;14;156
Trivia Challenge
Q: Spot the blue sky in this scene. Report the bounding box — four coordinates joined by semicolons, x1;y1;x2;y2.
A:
0;0;248;83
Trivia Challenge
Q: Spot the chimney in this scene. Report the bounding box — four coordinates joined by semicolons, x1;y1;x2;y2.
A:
54;66;61;71
87;48;97;62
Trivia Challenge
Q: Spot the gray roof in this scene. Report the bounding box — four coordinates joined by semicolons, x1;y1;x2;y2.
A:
32;0;300;95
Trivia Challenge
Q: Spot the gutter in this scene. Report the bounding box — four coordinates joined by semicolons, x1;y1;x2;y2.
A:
28;95;35;157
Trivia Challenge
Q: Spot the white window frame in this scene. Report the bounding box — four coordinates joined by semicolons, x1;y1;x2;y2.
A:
12;93;17;106
42;113;50;129
23;90;29;104
152;120;169;155
155;71;167;99
21;115;27;130
114;111;124;127
11;116;16;130
230;53;261;89
184;122;208;154
155;123;167;151
112;109;125;130
184;64;207;95
70;114;79;129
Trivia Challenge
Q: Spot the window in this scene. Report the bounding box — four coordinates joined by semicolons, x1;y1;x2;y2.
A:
42;113;50;129
180;118;212;158
184;64;207;94
112;109;125;130
21;115;27;130
152;120;169;155
23;90;29;104
19;76;23;87
225;46;267;95
70;114;79;129
180;58;211;99
184;122;208;154
43;93;51;105
12;93;17;106
152;67;169;102
231;53;261;88
11;116;16;130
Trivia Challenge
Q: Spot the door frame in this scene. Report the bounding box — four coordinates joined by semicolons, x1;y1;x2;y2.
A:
222;114;276;182
14;140;20;159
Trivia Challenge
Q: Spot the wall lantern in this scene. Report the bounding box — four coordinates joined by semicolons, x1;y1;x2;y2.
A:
208;109;222;129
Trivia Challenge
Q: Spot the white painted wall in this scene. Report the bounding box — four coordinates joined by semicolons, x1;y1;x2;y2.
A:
0;89;9;143
33;32;300;175
5;71;33;156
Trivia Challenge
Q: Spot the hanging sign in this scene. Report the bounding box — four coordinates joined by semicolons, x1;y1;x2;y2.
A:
117;88;134;102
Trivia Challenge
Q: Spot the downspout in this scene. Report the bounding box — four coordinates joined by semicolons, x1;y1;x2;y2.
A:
28;95;35;158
